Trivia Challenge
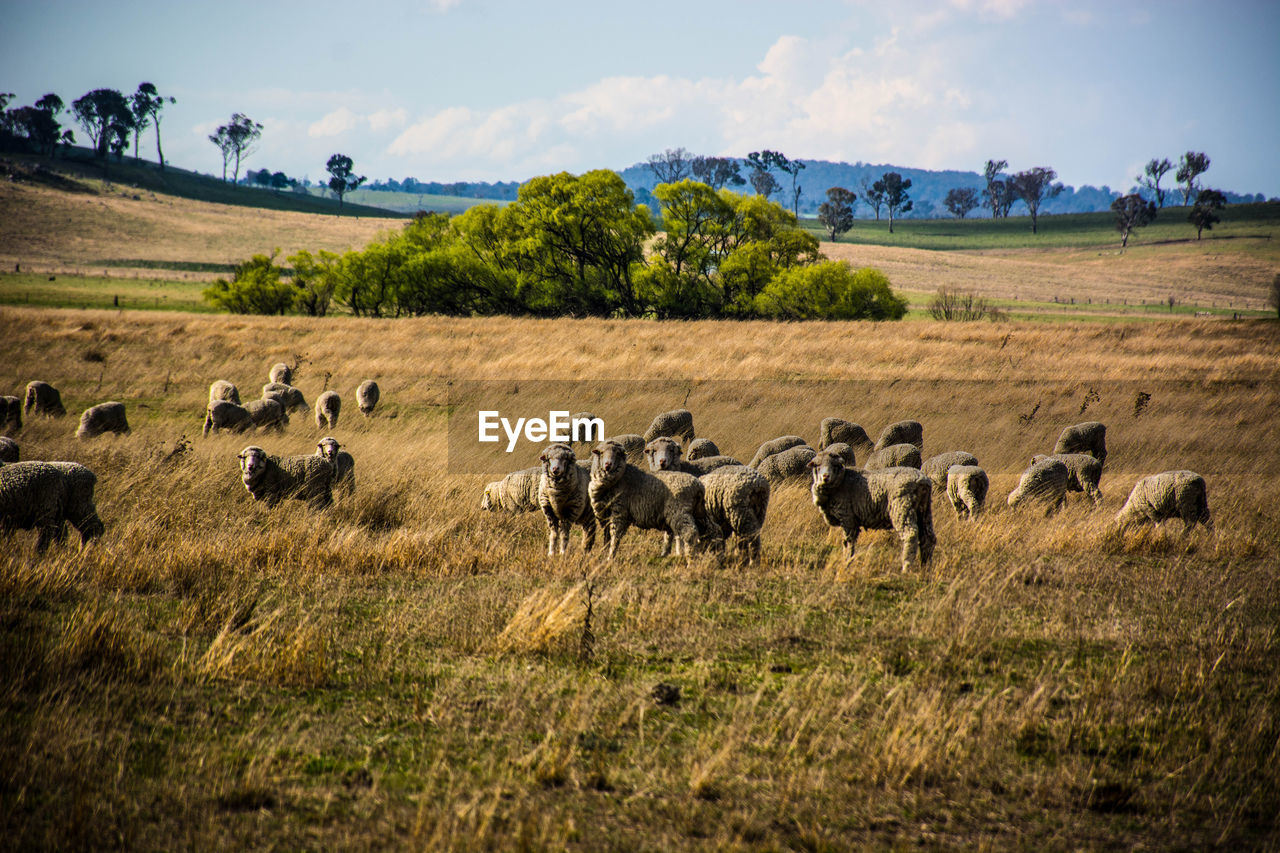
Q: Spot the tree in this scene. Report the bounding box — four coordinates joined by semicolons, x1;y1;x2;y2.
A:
270;171;293;193
690;156;744;190
817;187;857;241
749;167;780;200
1137;157;1173;208
753;262;907;321
209;126;235;181
202;252;295;314
872;172;912;234
645;147;692;185
209;113;262;183
71;88;132;158
1176;151;1210;206
1111;193;1157;247
859;176;885;220
746;150;804;215
130;83;174;169
326;154;367;212
982;159;1008;219
253;169;272;190
1009;167;1063;234
944;187;980;219
1187;188;1226;239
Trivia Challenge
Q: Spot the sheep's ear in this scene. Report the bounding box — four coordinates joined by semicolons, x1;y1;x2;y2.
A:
807;457;821;469
539;450;548;462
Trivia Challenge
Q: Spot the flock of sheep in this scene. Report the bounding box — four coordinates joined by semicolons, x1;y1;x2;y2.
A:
482;409;1213;571
1;374;1213;567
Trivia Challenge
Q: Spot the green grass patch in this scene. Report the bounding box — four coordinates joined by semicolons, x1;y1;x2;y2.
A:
0;272;215;313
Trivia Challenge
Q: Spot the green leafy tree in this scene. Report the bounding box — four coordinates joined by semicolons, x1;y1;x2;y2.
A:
132;83;175;171
71;88;132;158
1111;193;1157;247
817;187;857;241
754;262;907;320
749;166;780;200
202;252;295;314
944;187;980;219
1188;188;1226;239
982;159;1008;218
746;150;804;214
690;156;744;190
1137;157;1173;208
209;113;262;183
1176;151;1210;206
1010;167;1063;234
872;172;912;234
270;171;293;193
326;153;367;212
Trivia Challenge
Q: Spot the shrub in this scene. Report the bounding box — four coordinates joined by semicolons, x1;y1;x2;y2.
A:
202;251;295;314
753;262;908;321
928;286;1007;321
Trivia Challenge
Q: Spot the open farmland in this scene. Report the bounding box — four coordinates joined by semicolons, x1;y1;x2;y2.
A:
2;309;1278;849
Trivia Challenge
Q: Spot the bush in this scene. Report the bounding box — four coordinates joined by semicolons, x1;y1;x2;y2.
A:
202;252;295;314
753;262;908;321
928;286;1007;321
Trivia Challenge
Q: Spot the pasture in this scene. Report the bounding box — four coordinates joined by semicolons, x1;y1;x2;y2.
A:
2;309;1278;849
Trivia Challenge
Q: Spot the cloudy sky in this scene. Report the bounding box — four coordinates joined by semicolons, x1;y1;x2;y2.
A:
5;0;1278;195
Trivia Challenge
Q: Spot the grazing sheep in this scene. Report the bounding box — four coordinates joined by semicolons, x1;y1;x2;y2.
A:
921;451;979;491
2;395;21;434
1115;471;1212;534
642;408;695;446
262;382;308;412
1054;421;1107;466
687;438;721;460
315;390;341;430
316;437;355;494
269;363;293;386
645;438;745;477
1007;458;1070;516
0;460;104;551
748;436;808;469
700;464;770;563
76;402;130;439
808;450;935;572
865;443;923;470
237;445;333;510
946;465;989;520
208;380;241;406
1032;453;1103;505
819;418;873;455
24;381;66;417
754;445;818;485
605;433;647;466
481;466;542;513
537;443;597;555
588;440;713;561
244;398;288;431
357;380;380;417
203;400;255;436
686;455;745;475
823;442;856;466
874;420;923;453
0;436;18;464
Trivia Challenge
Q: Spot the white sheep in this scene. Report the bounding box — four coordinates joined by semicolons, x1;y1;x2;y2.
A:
808;449;935;572
819;418;873;456
946;465;989;520
687;438;721;460
315;390;341;430
269;362;293;386
1054;421;1107;466
481;466;542;513
203;400;254;436
76;402;130;439
605;433;647;466
700;464;770;563
1007;458;1070;516
0;460;104;551
748;436;807;469
874;420;923;453
753;445;817;485
1032;453;1103;505
316;437;355;494
644;437;743;477
357;380;380;417
1114;471;1212;534
921;451;978;490
822;442;856;466
262;382;308;412
237;445;333;510
537;443;597;555
642;409;695;446
209;380;241;406
865;443;922;470
23;381;66;417
244;398;288;431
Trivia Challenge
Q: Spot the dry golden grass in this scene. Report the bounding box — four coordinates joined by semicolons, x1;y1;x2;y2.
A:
2;307;1279;849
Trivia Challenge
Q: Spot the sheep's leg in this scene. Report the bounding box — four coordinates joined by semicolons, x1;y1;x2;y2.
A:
841;525;860;562
558;521;572;554
580;518;596;553
917;505;936;567
607;517;629;561
670;512;700;560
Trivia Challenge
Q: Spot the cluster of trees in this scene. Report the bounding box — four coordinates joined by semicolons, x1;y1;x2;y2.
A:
365;177;522;200
204;170;907;321
0;84;175;170
1108;151;1228;246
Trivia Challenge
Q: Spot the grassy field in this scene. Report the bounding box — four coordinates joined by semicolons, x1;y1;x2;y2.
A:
2;309;1278;849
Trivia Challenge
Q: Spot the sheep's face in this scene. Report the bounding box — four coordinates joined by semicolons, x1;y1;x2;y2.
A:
317;437;341;463
591;442;627;482
644;438;682;472
809;452;847;489
238;446;268;484
540;444;576;481
686;439;717;460
481;483;498;511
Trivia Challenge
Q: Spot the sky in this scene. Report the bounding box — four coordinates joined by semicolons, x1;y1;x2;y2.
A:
4;0;1279;196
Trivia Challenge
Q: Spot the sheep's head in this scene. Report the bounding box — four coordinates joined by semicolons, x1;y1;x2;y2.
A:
238;446;269;485
644;437;682;472
317;437;341;463
481;482;499;511
590;441;627;482
540;443;576;481
808;450;847;489
825;442;856;467
686;438;718;460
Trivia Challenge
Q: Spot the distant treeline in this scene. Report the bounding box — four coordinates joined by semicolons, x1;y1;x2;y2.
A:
364;177;522;200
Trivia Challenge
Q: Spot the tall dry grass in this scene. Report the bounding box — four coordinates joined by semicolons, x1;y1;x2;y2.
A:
1;307;1278;849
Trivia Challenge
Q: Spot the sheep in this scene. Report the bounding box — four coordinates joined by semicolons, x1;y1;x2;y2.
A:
262;382;308;412
208;380;241;406
700;464;770;563
754;444;818;485
76;402;130;439
946;465;989;520
645;438;743;477
588;440;714;561
269;362;293;386
316;437;355;494
874;420;923;453
0;436;18;464
24;381;66;417
823;442;856;466
1007;458;1070;516
1032;453;1103;505
819;418;873;456
537;443;597;555
0;460;104;551
244;398;288;431
921;451;979;491
1054;421;1107;466
686;455;745;476
481;466;542;513
642;409;695;446
865;443;923;470
808;449;935;572
203;400;255;436
357;380;380;417
2;395;21;434
687;438;721;460
605;433;647;466
748;436;808;469
237;445;333;510
315;390;341;430
1114;471;1212;534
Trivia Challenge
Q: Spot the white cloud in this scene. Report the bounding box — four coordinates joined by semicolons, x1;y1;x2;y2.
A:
308;107;360;137
368;108;408;132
